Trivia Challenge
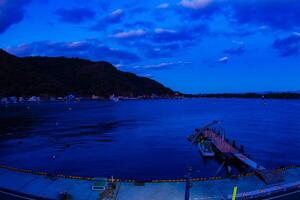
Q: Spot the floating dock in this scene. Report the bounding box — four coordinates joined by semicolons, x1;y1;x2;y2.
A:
189;122;289;186
203;129;264;170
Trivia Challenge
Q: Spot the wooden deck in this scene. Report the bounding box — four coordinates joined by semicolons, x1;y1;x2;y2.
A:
202;129;284;184
203;130;238;154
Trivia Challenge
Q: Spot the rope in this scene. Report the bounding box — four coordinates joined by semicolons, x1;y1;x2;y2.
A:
0;164;299;183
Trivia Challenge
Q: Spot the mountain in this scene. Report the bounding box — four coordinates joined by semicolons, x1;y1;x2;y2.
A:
0;49;17;61
0;49;174;97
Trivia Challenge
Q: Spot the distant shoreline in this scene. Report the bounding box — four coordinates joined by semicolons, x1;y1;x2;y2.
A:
1;92;300;105
184;92;300;100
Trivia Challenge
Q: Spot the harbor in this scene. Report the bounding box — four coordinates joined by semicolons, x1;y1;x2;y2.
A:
1;100;300;199
1;0;300;198
0;121;299;199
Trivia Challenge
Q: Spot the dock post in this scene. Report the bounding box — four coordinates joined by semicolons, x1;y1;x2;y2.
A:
185;167;192;200
232;186;237;200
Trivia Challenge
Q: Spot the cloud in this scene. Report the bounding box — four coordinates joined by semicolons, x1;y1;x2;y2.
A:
6;40;140;64
272;34;300;57
118;40;180;59
134;61;191;70
175;0;221;20
224;46;245;55
229;0;300;30
218;56;229;63
137;73;153;78
0;0;30;33
293;32;300;36
110;24;209;59
180;0;212;9
111;9;123;18
157;3;170;9
111;29;146;39
90;8;124;30
152;24;209;43
155;28;176;34
141;43;182;58
176;0;300;30
152;27;192;43
56;8;95;23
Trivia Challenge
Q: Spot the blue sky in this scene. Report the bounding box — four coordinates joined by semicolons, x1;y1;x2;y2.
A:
0;0;300;93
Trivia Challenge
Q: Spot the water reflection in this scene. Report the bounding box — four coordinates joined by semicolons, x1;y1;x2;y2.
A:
0;99;299;180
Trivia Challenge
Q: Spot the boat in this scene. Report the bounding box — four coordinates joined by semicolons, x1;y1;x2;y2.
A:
198;139;215;157
109;94;119;102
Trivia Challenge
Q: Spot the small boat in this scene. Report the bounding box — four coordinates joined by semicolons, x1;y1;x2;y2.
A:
198;140;215;157
109;94;119;102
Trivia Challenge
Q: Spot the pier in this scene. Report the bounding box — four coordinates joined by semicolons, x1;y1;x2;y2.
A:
189;121;289;185
203;129;265;170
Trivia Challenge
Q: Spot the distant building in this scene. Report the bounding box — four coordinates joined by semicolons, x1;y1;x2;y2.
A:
8;96;17;103
28;96;40;102
151;93;158;99
1;97;8;104
18;97;25;102
92;95;100;100
64;94;76;101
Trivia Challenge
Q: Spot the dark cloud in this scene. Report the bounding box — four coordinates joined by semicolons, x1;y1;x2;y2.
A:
215;27;257;38
6;40;140;64
175;0;300;30
109;23;209;59
123;41;181;59
0;0;30;33
143;43;182;58
273;34;300;57
230;0;300;30
224;46;245;55
56;8;96;23
91;9;124;30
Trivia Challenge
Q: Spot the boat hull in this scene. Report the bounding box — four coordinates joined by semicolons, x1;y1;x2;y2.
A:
198;143;215;157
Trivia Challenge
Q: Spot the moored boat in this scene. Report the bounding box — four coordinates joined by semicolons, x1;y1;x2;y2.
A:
109;94;119;102
198;139;215;157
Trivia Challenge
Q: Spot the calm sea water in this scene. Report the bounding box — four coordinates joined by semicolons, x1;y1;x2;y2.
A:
0;99;300;180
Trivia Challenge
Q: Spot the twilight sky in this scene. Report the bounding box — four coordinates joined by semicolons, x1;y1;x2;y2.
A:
1;0;300;93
